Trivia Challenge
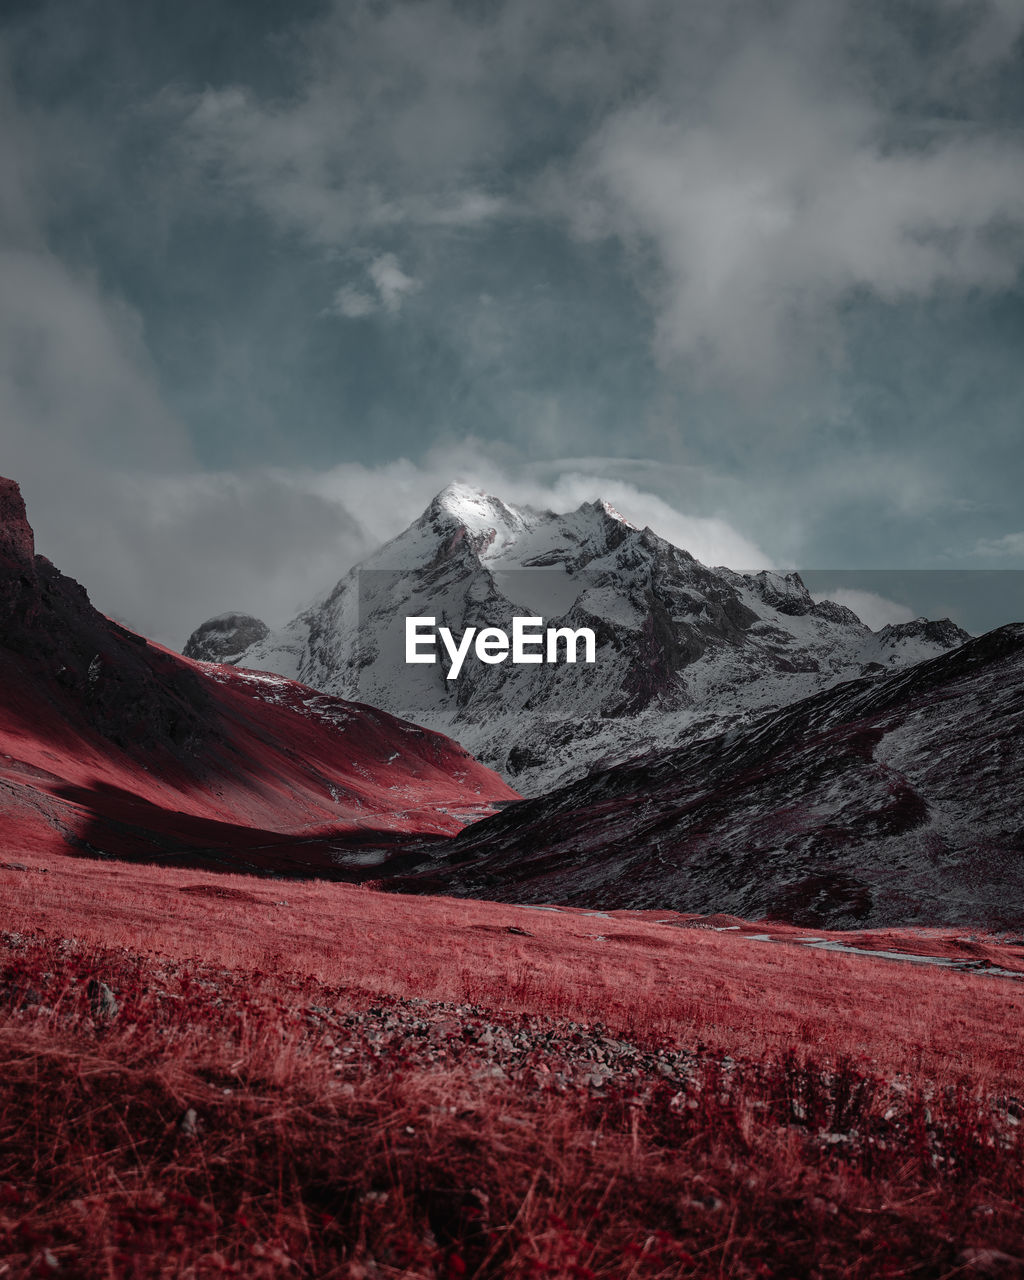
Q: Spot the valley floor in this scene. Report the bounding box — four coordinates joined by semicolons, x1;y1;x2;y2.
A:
3;854;1024;1278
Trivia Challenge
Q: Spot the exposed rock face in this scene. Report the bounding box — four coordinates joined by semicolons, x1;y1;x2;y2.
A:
0;477;214;758
0;475;517;874
391;624;1024;930
183;613;270;663
0;478;35;570
0;479;39;632
192;483;971;794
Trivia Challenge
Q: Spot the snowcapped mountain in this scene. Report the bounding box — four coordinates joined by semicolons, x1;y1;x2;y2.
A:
389;623;1024;929
186;483;970;794
0;478;516;875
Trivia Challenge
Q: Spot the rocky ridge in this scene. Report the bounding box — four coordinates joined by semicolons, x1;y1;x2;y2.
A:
390;623;1024;928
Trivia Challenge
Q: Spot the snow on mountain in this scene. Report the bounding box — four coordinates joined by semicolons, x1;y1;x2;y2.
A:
0;477;516;876
186;483;970;794
390;624;1024;929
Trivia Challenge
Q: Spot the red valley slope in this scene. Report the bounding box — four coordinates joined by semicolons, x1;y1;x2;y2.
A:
0;477;517;875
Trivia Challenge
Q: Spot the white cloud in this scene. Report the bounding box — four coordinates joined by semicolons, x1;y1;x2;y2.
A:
297;442;764;558
811;588;916;630
329;285;377;317
538;3;1024;381
372;190;508;228
368;253;420;311
973;532;1024;559
554;97;1024;380
487;472;771;569
326;253;421;317
299;445;772;570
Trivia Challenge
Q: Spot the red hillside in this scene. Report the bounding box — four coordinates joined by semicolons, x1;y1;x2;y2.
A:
0;477;518;876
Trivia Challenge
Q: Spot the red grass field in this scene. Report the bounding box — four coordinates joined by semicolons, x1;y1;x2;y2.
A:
3;852;1024;1277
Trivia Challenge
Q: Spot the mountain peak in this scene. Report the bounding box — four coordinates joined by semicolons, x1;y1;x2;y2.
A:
428;482;522;529
426;483;637;538
0;476;36;570
876;617;971;647
577;496;636;529
187;481;976;794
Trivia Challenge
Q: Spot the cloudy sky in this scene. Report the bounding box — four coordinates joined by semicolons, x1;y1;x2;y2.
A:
2;0;1023;644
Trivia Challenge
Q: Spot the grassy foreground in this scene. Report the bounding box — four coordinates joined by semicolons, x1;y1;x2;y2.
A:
2;856;1024;1277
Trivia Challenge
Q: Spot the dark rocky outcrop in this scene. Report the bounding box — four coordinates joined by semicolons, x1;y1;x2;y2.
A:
183;613;271;663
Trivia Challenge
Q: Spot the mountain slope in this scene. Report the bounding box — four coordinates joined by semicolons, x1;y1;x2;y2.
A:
189;483;970;793
0;478;517;875
387;623;1024;928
